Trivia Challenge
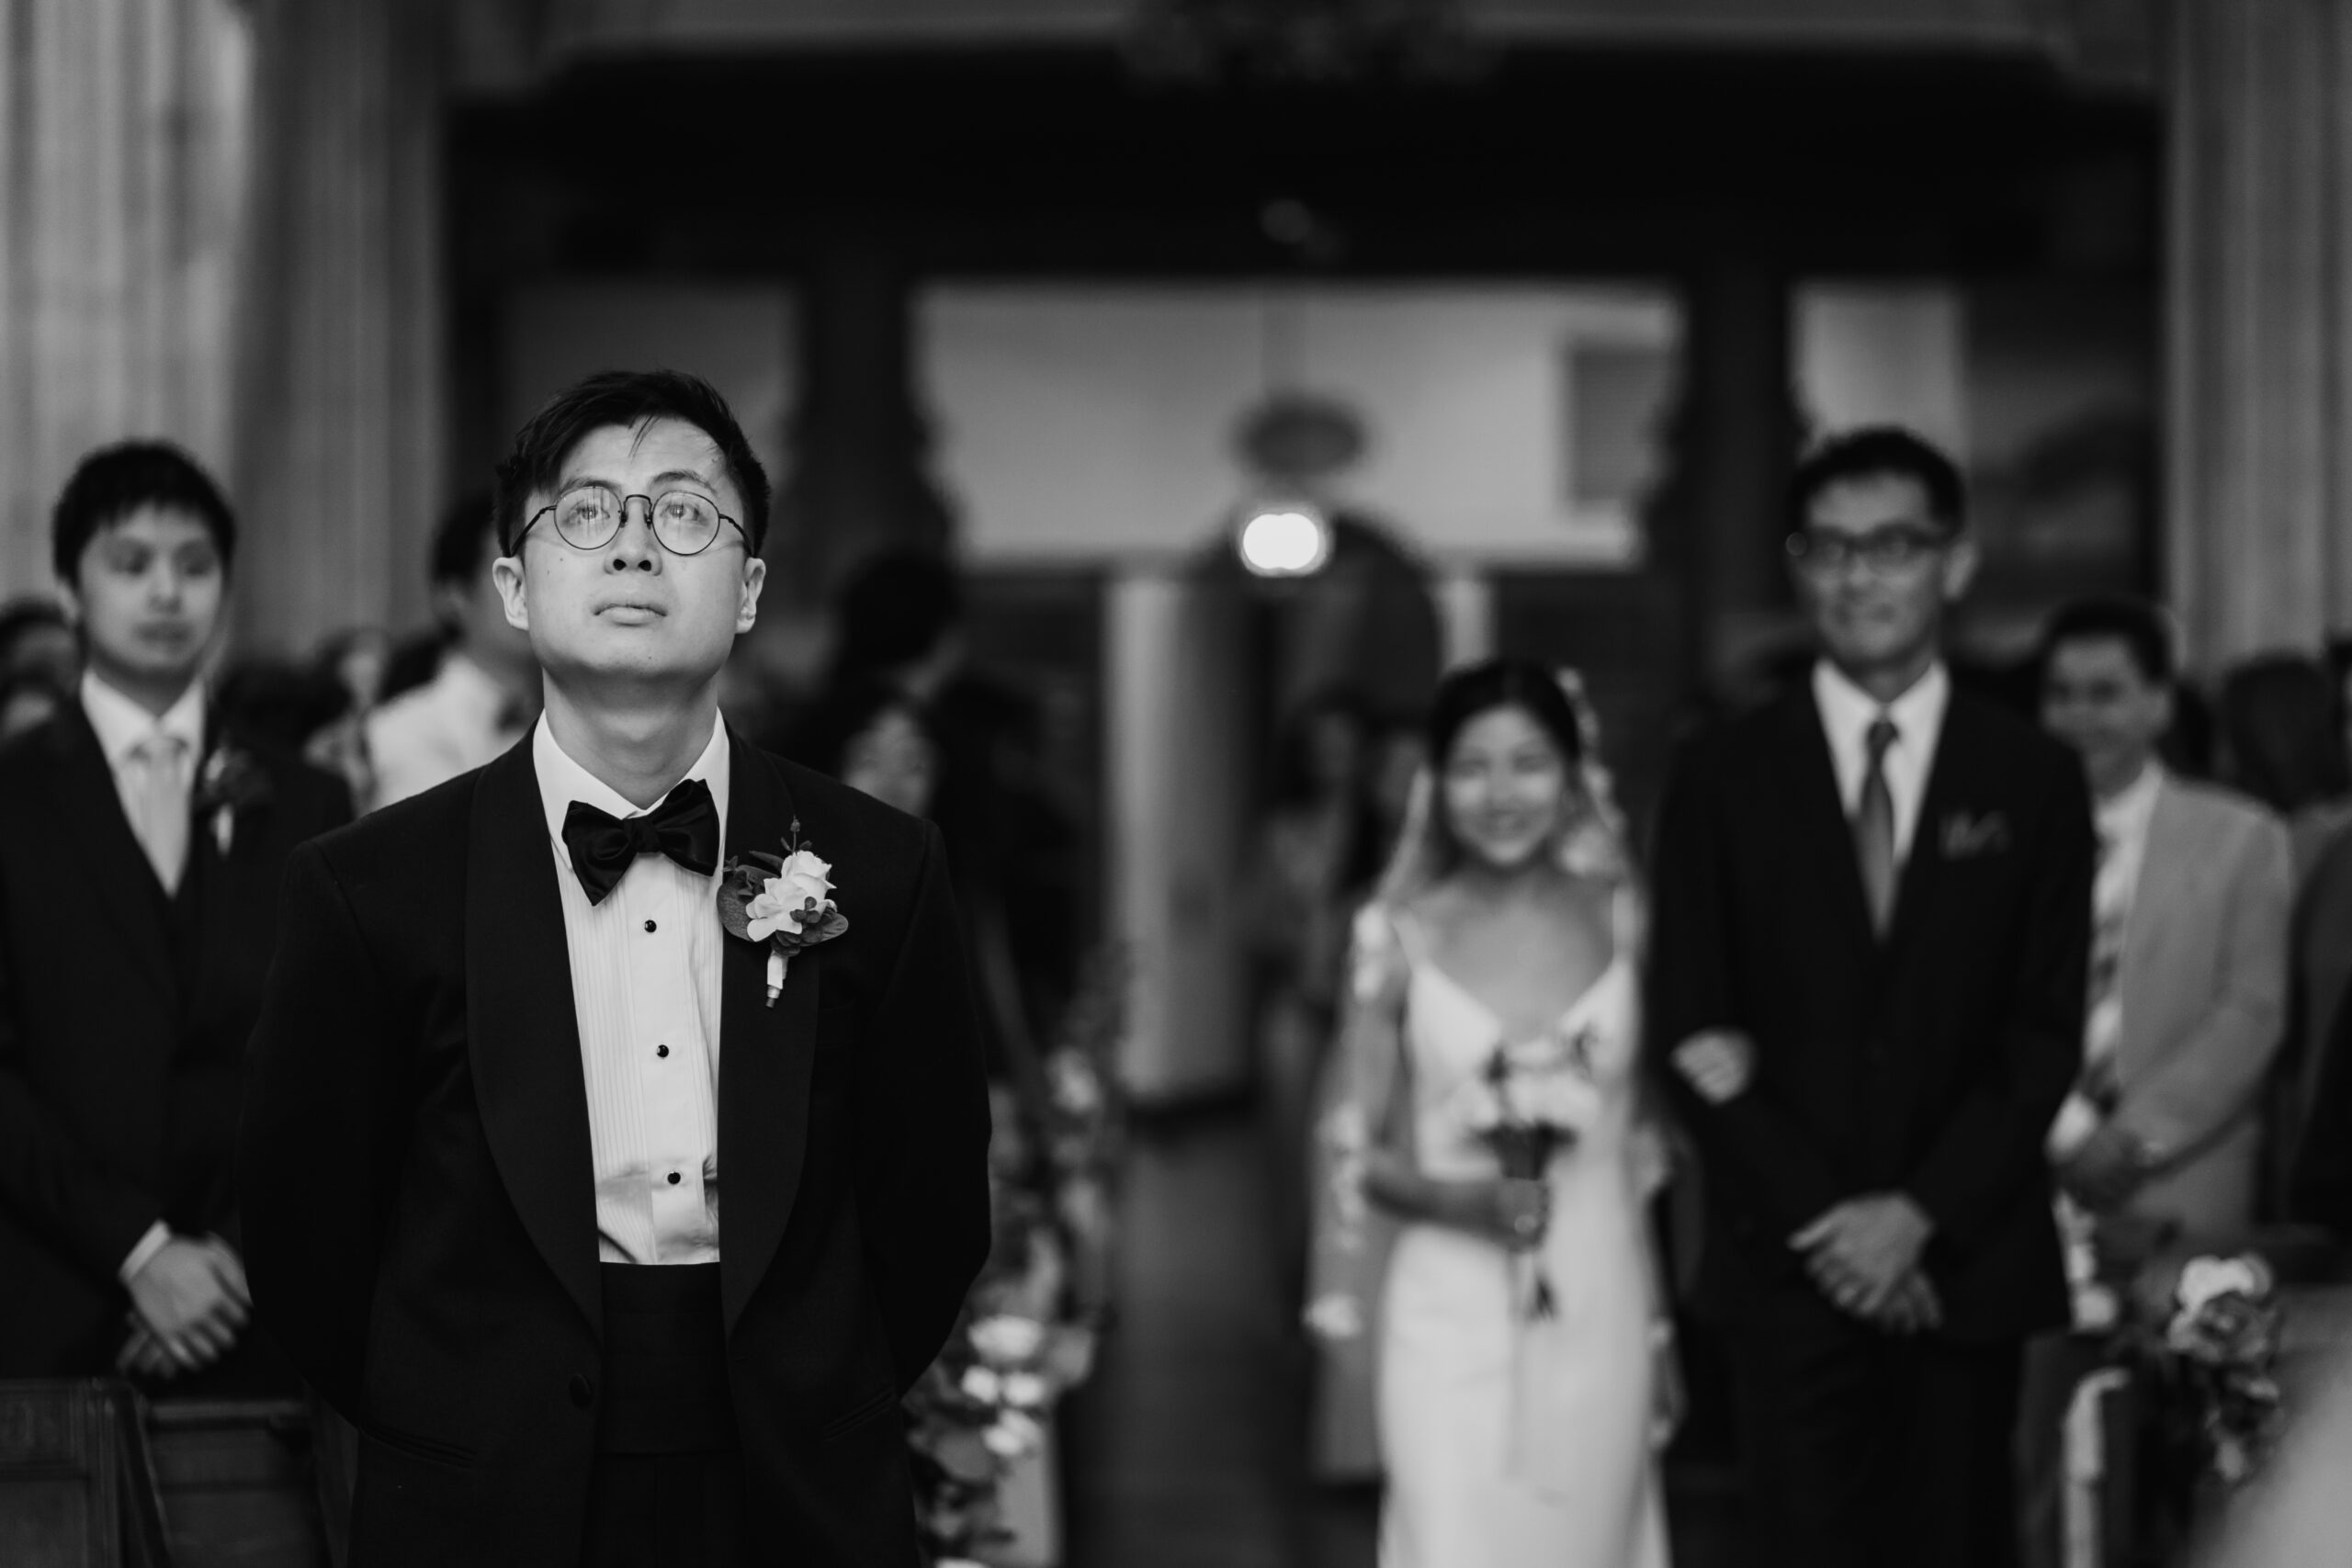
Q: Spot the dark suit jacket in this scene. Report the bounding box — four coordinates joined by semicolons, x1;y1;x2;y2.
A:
238;732;992;1567
1646;682;2095;1341
0;703;353;1376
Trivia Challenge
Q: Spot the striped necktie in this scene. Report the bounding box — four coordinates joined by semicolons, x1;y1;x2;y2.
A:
1855;716;1899;937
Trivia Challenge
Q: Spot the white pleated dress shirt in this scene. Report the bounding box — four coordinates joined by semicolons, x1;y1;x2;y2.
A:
533;716;730;1266
82;671;209;1285
1812;659;1951;868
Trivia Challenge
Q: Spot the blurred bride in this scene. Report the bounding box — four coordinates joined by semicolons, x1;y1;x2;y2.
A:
1318;658;1676;1568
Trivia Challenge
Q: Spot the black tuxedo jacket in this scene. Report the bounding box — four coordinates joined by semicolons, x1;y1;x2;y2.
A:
1646;682;2095;1340
0;703;352;1375
238;732;992;1566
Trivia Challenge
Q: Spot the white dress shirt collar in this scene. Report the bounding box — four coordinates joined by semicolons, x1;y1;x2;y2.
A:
1812;658;1951;863
2096;759;2165;852
532;712;731;862
81;670;206;765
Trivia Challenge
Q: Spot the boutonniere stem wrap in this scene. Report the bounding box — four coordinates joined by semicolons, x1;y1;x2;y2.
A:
717;819;848;1007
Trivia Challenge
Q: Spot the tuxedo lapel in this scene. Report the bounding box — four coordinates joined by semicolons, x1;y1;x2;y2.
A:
44;705;179;1004
464;739;603;1337
717;734;817;1332
1779;691;1879;961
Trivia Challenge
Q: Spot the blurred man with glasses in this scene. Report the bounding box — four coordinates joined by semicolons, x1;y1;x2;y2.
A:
241;370;991;1566
1651;427;2094;1567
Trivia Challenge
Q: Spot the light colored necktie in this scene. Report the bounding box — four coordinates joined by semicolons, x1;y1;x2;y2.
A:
127;734;190;894
1854;716;1899;937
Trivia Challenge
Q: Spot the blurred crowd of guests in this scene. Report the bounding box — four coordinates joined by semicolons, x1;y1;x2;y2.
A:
0;439;1083;1398
1259;595;2352;1563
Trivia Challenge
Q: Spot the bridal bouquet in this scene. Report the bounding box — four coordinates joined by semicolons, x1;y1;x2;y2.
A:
1464;1027;1599;1320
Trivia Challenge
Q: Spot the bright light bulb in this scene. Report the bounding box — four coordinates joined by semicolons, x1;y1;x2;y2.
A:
1238;504;1332;577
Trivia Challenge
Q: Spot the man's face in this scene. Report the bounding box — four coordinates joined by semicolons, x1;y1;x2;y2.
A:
492;418;764;691
66;505;226;691
2042;635;2171;798
1791;472;1976;676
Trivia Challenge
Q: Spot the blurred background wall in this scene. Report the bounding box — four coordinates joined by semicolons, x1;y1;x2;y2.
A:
10;0;2346;1100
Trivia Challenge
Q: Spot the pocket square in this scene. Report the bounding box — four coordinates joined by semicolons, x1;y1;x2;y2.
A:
1941;811;2010;859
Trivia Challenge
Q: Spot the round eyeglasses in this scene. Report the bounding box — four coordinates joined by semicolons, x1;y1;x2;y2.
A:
1785;524;1949;576
518;485;746;557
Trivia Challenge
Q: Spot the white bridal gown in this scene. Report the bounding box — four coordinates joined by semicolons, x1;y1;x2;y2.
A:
1376;904;1670;1568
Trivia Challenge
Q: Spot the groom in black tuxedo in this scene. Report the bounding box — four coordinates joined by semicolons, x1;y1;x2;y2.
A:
240;370;992;1566
1649;428;2094;1568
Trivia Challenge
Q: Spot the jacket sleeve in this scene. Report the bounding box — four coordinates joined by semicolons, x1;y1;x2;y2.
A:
2113;812;2292;1164
236;842;410;1418
0;919;164;1285
853;821;994;1391
1903;755;2094;1254
1646;737;1845;1237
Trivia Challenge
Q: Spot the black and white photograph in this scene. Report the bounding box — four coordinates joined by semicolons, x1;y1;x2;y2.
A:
3;3;2351;1566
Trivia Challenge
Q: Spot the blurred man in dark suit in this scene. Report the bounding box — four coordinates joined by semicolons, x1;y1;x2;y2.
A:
1651;427;2095;1568
0;442;351;1389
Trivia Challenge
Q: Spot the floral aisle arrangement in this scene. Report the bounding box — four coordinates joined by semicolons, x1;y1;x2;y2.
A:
904;948;1128;1566
2128;1255;2286;1495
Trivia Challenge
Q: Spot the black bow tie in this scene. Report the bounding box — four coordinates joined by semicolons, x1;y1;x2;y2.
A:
560;777;719;906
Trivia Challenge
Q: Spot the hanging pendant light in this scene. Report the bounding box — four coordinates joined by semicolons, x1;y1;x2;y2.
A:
1231;288;1363;581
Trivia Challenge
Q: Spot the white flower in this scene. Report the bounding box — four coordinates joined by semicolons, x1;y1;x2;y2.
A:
968;1314;1048;1366
1001;1371;1049;1409
1304;1292;1364;1341
959;1365;1002;1404
981;1410;1045;1459
2177;1256;2269;1315
745;851;836;942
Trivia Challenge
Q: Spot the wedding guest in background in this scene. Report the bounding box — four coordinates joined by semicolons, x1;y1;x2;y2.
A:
1244;691;1382;1287
2215;653;2352;876
364;491;538;807
0;595;81;694
0;669;67;740
2018;594;2291;1568
818;549;1079;1119
0;441;351;1389
1650;427;2094;1568
796;678;940;821
318;625;392;716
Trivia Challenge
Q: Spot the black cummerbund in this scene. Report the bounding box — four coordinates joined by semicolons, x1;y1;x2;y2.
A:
595;1262;739;1457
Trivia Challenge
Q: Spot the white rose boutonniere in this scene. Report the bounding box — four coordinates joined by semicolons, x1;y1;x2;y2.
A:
717;820;849;1007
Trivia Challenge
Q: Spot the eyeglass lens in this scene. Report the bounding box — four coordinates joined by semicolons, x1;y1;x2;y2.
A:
550;487;727;554
1790;526;1941;571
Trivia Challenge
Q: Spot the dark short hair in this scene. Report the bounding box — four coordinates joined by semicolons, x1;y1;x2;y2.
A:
492;370;769;557
429;491;497;594
1787;426;1966;539
0;597;70;658
833;550;964;676
1423;659;1587;864
2219;653;2349;813
51;441;238;583
791;676;932;779
2039;594;2176;686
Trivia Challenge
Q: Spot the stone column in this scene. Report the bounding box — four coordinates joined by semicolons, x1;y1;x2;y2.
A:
2165;0;2352;663
1650;249;1804;699
0;0;254;598
770;232;956;601
229;0;447;652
